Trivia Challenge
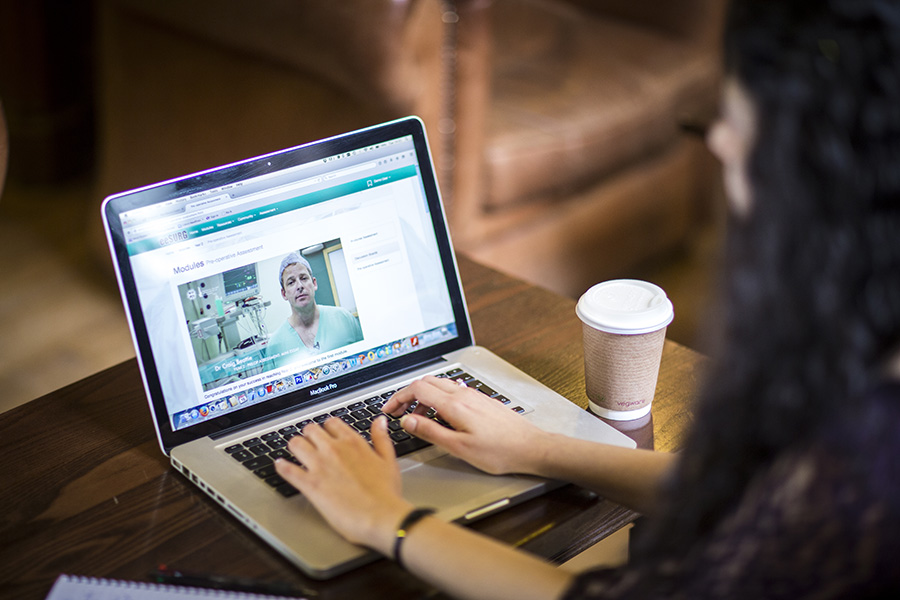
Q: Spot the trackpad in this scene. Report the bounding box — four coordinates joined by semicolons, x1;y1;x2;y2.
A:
402;454;531;510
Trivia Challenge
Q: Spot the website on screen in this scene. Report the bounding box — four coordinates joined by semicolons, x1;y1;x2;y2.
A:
121;141;455;430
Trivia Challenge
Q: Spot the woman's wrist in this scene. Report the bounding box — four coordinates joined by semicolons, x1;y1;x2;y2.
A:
391;507;436;567
366;500;416;557
517;430;563;478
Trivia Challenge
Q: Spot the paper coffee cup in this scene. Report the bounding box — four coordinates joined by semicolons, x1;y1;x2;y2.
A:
576;280;673;420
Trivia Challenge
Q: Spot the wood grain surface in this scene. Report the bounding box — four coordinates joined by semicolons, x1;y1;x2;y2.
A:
0;255;704;599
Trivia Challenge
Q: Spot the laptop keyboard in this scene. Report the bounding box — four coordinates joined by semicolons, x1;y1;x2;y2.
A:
222;368;526;497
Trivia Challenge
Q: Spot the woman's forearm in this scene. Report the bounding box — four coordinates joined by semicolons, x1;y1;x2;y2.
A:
523;433;676;515
398;514;574;600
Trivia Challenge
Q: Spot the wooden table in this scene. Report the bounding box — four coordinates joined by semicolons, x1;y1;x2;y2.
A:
0;256;704;599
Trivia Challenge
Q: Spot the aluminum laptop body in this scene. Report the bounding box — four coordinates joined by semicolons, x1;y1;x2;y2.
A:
102;117;635;579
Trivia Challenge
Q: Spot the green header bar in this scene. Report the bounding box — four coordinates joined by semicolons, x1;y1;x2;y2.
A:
127;165;418;256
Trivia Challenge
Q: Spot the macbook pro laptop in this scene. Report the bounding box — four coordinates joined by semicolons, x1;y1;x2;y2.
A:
102;116;636;579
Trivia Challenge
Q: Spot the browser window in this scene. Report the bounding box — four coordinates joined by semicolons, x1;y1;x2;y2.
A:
120;135;456;431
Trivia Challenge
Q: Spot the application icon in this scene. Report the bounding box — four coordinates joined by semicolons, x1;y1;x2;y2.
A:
199;406;209;417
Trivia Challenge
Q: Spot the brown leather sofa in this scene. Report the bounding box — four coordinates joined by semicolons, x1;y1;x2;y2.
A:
0;102;9;198
0;100;7;196
94;0;725;297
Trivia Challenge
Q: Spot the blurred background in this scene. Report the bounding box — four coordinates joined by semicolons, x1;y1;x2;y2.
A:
0;0;725;414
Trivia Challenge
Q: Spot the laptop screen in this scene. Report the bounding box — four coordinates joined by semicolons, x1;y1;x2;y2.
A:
103;118;473;452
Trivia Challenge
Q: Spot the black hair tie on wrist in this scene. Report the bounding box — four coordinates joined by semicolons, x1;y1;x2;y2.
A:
393;508;436;567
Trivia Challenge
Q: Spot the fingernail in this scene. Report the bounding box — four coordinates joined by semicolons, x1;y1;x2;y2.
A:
400;414;416;432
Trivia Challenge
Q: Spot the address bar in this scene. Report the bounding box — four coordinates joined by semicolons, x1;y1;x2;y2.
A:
197;175;324;219
322;161;378;180
197;160;379;220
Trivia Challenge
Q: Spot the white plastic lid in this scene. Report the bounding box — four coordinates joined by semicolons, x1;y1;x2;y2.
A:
576;279;674;335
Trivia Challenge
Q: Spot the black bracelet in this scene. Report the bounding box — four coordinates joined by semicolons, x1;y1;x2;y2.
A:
392;507;436;567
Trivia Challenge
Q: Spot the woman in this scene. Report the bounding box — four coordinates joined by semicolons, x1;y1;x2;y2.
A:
275;0;900;597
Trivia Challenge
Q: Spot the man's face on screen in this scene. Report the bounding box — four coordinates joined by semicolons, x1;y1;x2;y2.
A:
281;263;318;311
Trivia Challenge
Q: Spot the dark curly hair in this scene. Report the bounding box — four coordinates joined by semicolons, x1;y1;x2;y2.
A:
632;0;900;566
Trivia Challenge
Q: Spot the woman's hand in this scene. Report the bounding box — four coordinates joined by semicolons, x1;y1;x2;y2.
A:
275;416;413;556
382;376;552;476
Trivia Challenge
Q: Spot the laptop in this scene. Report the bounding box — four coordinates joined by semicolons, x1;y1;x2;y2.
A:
102;116;636;579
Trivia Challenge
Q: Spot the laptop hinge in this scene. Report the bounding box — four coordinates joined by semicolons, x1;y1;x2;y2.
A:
209;356;449;440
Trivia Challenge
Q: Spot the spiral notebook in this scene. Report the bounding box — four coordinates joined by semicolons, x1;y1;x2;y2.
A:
45;574;302;599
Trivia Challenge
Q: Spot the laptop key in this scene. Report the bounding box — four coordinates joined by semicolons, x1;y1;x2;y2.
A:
248;444;269;456
230;449;254;462
275;483;299;498
225;444;244;454
265;474;286;487
390;431;411;443
469;381;497;397
243;456;273;470
269;449;292;461
254;464;277;479
393;437;430;457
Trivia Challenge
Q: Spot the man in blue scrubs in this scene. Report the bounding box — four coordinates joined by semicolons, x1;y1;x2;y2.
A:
266;252;362;368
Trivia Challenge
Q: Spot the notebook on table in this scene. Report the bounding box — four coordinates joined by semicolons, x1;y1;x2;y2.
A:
102;116;636;579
